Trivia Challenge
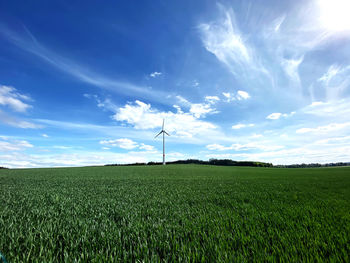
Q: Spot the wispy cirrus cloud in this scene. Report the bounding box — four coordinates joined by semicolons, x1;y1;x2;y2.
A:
317;64;350;100
0;110;41;129
206;142;283;152
0;137;33;152
0;25;168;101
281;56;304;88
296;122;350;134
83;94;118;112
198;2;347;106
302;99;350;118
318;64;341;84
198;5;255;77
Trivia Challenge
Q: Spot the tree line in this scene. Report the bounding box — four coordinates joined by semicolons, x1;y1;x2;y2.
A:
105;159;350;168
275;162;350;168
105;159;273;167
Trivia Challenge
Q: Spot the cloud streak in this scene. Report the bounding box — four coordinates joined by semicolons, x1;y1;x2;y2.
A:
0;110;41;129
0;25;169;101
0;137;33;152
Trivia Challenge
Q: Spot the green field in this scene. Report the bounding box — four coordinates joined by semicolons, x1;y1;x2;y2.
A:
0;165;349;262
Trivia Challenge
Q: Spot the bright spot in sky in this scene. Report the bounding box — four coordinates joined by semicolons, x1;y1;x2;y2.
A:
318;0;350;32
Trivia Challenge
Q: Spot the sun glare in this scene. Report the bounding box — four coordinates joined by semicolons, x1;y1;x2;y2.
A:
318;0;350;32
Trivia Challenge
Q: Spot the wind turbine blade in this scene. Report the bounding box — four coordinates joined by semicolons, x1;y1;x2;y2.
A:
162;119;164;130
154;131;162;138
164;131;170;136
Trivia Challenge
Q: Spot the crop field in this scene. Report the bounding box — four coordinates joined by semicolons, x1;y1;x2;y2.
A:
0;165;349;262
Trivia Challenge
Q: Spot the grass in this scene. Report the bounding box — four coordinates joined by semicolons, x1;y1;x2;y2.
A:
0;165;349;262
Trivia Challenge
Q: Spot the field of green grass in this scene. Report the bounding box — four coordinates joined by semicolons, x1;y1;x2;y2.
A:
0;165;349;262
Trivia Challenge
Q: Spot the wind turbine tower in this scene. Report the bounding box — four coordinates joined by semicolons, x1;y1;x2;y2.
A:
155;119;170;165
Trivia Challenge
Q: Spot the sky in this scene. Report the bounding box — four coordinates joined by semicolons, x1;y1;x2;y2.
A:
0;0;350;168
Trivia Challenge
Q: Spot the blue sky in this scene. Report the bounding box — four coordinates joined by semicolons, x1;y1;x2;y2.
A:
1;0;350;168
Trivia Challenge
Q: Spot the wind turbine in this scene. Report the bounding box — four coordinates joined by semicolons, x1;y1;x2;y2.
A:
155;119;170;165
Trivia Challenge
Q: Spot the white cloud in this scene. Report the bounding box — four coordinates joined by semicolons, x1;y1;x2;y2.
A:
139;143;155;151
205;96;220;104
296;122;350;134
222;92;234;102
0;137;33;152
222;91;250;102
303;99;350;117
273;15;286;32
173;105;183;114
314;135;350;146
175;130;193;138
318;64;340;84
266;112;282;120
0;85;32;112
206;144;232;151
150;71;162;78
113;100;217;138
232;123;254;129
189;103;216;118
206;142;283;152
100;138;155;151
266;111;295;120
236;90;250;100
53;146;73;150
0;149;191;168
251;133;263;138
317;64;350;100
42;134;49;138
176;95;191;106
100;138;139;150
